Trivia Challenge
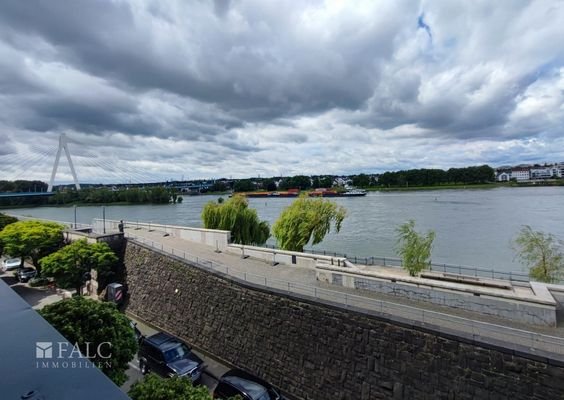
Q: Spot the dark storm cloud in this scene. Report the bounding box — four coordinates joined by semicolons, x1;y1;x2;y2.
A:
0;0;397;130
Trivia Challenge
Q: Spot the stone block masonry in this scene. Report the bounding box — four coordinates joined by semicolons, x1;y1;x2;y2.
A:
123;240;564;400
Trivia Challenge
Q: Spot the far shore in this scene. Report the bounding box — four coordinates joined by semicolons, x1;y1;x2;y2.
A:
2;181;563;209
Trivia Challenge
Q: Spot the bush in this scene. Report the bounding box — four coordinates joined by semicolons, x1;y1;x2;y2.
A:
29;276;52;287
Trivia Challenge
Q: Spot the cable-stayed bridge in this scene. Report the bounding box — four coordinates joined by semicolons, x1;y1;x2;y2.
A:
0;134;172;198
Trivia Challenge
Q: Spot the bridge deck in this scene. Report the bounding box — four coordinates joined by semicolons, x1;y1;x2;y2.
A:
0;192;53;198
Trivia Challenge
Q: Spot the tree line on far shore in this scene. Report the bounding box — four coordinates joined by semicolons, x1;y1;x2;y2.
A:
376;165;495;187
0;185;182;207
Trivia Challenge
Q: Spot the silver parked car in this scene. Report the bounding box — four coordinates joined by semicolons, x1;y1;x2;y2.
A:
2;258;22;271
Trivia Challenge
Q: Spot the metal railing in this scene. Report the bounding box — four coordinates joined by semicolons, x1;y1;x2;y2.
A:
293;246;530;282
126;233;564;361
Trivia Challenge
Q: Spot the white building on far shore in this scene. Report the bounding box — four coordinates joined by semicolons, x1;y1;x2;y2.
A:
510;167;531;181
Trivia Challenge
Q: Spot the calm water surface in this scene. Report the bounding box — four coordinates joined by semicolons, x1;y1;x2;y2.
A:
7;187;564;273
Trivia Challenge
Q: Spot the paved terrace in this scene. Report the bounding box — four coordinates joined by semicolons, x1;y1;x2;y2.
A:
122;225;564;363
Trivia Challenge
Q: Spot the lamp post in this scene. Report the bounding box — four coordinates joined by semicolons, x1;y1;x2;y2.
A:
73;205;77;229
102;206;106;234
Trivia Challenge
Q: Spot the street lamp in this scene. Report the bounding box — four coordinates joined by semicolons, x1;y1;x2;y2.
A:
73;205;77;229
102;206;106;234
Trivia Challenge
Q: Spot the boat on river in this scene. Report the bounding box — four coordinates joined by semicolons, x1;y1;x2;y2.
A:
308;188;367;197
341;189;367;197
241;188;367;198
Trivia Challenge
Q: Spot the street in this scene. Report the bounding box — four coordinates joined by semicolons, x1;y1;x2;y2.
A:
0;259;229;396
122;316;231;394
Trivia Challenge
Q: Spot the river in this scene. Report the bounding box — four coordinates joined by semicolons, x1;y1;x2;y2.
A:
6;187;564;274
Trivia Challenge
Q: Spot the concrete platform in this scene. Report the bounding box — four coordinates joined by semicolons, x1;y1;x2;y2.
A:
316;263;557;326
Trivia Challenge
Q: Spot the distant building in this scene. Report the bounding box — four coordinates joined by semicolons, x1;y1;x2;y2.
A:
511;167;530;181
496;172;511;182
333;177;352;186
530;166;560;180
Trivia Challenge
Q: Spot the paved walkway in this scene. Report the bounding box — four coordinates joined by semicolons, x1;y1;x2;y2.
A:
123;226;564;359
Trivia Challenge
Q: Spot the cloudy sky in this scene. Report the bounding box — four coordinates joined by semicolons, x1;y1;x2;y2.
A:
1;0;564;184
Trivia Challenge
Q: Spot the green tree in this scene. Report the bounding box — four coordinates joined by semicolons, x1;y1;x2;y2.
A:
262;179;277;191
396;220;435;276
514;225;564;283
0;213;18;256
202;195;270;245
209;181;228;193
233;179;255;192
129;374;215;400
351;174;370;188
40;297;137;386
40;239;118;294
272;196;346;252
318;176;334;188
0;213;18;230
148;187;171;203
278;175;311;190
0;220;64;272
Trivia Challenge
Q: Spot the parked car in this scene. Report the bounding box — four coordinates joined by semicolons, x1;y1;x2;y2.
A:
138;332;204;382
16;267;37;283
2;258;22;271
213;369;285;400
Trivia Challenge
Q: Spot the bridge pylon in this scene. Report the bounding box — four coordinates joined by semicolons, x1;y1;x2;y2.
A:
48;133;81;192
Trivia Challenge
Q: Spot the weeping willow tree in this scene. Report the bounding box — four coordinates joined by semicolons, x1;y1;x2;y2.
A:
396;220;435;276
514;225;563;283
201;195;270;245
272;196;346;252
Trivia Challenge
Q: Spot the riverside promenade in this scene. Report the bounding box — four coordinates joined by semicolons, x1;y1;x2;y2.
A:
120;224;564;362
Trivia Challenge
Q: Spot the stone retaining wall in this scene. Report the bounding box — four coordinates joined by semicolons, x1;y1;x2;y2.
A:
123;240;564;400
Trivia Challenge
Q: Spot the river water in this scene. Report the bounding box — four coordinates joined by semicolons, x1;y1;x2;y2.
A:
6;187;564;274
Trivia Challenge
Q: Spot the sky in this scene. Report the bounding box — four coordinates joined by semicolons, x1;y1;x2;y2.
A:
1;0;564;184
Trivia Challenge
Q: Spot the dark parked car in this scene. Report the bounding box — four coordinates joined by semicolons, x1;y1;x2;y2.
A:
138;332;204;382
213;369;285;400
16;267;37;283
